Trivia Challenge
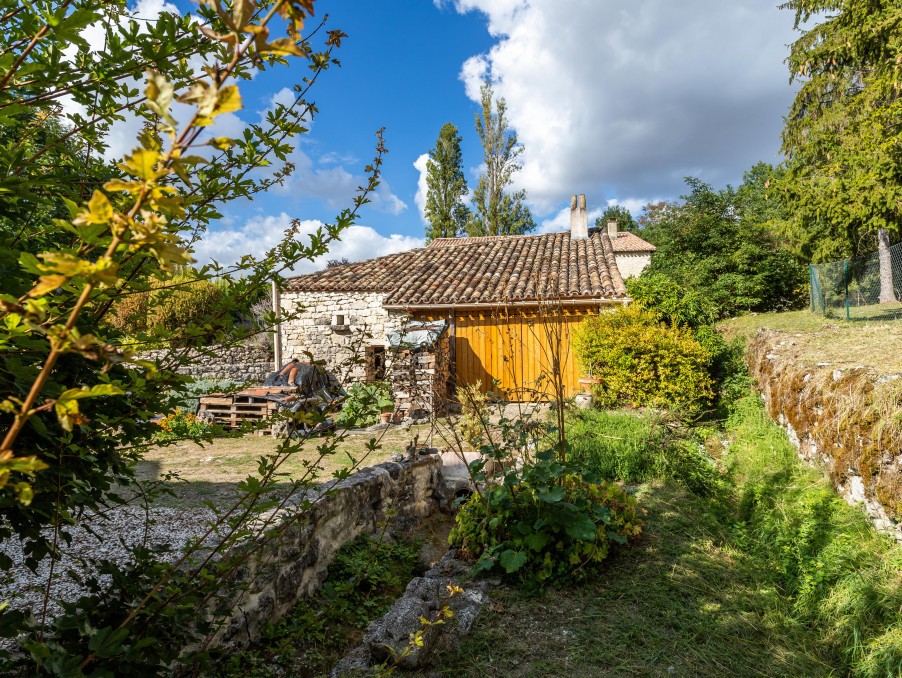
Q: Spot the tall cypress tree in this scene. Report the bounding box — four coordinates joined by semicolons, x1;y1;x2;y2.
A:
424;122;470;241
468;81;535;236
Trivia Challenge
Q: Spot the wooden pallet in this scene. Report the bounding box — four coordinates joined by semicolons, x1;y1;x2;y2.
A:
198;388;294;431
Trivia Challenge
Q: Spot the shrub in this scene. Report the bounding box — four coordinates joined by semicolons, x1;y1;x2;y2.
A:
153;409;217;442
566;409;723;498
336;382;392;429
449;455;643;583
626;273;718;329
456;381;491;448
571;306;714;414
106;271;234;339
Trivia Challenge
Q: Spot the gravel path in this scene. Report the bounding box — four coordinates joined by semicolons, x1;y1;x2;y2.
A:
0;504;216;620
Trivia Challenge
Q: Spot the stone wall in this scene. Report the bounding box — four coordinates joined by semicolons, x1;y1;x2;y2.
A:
213;456;444;651
279;290;408;382
140;343;274;384
748;330;901;540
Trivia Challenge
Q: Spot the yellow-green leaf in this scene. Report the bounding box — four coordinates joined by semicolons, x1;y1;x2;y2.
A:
213;85;242;117
119;148;161;181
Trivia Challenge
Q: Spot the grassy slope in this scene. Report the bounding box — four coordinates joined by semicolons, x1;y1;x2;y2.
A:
423;396;902;677
719;310;902;372
424;479;830;677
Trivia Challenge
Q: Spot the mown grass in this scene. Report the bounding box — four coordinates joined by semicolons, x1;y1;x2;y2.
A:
424;398;902;677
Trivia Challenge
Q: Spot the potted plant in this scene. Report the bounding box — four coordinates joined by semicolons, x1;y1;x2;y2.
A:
577;369;602;393
376;382;395;423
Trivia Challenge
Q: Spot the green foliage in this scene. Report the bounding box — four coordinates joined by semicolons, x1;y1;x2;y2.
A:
638;169;806;317
596;204;637;233
779;0;902;262
336;382;393;429
726;394;902;675
626;273;718;329
424;122;470;241
221;535;420;677
449;458;643;583
153;408;217;442
0;1;394;673
467;81;535;236
571;306;714;414
456;381;490;448
566;409;723;498
106;270;234;339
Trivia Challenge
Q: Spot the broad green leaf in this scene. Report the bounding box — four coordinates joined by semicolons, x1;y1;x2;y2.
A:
498;549;527;573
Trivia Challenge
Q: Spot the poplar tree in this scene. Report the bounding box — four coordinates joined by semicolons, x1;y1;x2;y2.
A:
424;122;469;240
468;81;535;236
780;0;901;302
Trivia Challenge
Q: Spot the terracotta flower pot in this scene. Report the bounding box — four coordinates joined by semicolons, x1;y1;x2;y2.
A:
380;411;393;424
578;377;602;393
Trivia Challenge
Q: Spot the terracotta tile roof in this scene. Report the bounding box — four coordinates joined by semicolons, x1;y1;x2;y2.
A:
429;229;656;253
285;230;628;306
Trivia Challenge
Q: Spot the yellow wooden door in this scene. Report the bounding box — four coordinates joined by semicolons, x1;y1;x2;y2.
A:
453;307;595;401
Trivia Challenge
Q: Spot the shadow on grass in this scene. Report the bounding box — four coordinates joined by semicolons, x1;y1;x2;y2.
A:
421;481;833;678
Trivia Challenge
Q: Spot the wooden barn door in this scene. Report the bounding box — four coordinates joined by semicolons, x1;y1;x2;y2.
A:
453;307;595;401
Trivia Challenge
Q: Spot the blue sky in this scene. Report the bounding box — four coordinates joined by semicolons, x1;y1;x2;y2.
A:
115;0;803;271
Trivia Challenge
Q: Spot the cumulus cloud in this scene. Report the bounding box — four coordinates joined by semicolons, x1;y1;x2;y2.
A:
413;153;430;223
273;148;408;215
452;0;797;213
192;213;423;274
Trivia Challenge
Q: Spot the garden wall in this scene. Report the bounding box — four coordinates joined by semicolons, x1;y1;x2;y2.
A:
140;344;274;384
211;455;444;652
747;330;902;539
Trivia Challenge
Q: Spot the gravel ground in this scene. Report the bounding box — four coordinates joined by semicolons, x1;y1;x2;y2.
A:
0;504;215;620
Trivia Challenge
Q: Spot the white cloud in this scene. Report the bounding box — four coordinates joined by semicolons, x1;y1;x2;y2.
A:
453;0;797;213
193;213;423;274
413;153;430;223
274;147;408;215
606;198;651;216
537;205;604;235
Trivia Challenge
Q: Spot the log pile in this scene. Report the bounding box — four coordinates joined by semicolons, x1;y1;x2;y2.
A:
389;332;451;419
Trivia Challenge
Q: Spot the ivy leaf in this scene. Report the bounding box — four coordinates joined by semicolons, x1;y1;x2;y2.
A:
498;549;527;573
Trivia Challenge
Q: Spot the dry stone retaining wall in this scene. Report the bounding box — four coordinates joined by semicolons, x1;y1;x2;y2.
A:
140;344;274;384
747;330;902;540
212;455;444;652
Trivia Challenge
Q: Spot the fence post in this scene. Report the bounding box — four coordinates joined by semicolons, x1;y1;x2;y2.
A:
844;260;850;321
808;264;815;313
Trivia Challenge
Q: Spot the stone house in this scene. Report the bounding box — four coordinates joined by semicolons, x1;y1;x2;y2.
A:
278;195;655;400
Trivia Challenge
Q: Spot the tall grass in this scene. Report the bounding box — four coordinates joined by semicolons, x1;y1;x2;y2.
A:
725;394;902;677
566;408;724;498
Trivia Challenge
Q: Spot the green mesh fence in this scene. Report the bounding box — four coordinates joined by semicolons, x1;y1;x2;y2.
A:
810;241;902;320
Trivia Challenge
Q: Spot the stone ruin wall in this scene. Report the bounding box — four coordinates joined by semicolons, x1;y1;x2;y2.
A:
140;343;274;384
211;455;444;652
279;290;408;383
747;330;901;540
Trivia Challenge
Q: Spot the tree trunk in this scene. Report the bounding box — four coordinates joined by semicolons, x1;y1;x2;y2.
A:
877;228;898;304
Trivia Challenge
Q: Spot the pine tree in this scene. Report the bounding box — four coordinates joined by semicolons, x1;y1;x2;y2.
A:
424;122;469;241
468;82;535;236
779;0;901;301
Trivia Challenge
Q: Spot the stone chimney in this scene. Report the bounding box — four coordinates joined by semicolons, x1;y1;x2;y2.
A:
607;218;618;237
570;194;588;240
